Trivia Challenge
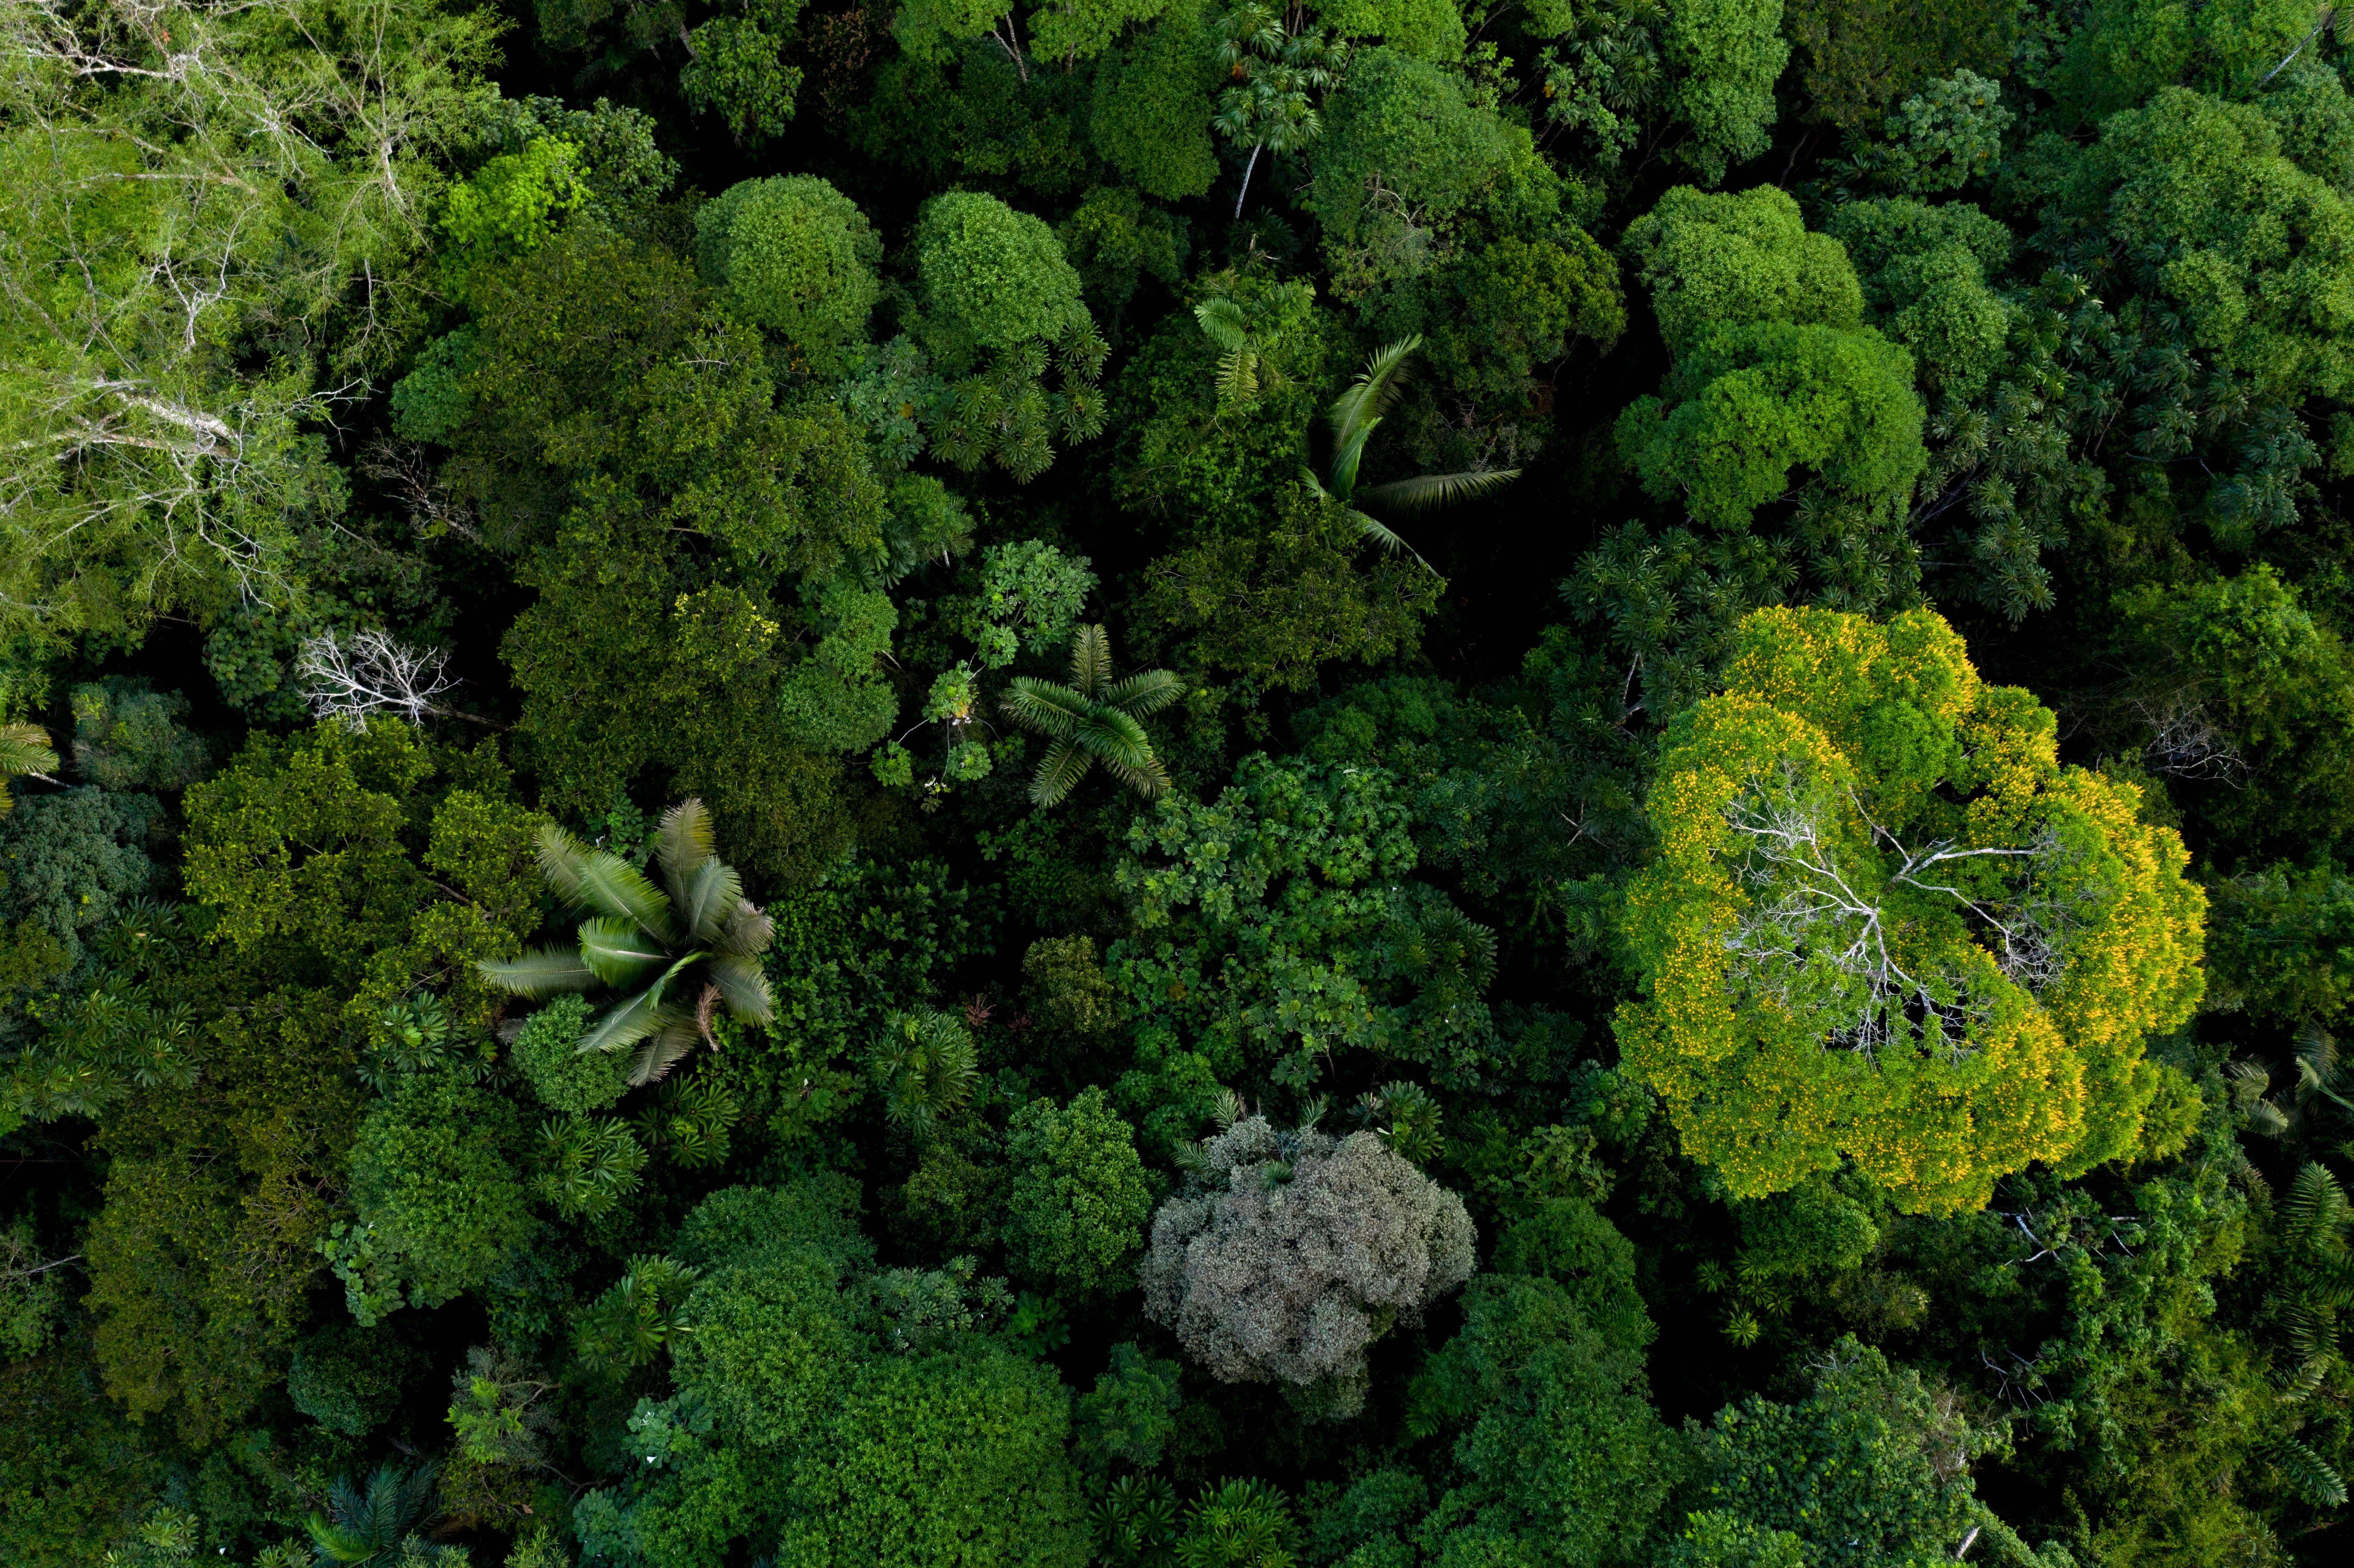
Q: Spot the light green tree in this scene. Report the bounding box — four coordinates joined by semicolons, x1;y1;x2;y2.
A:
695;176;882;370
1003;1086;1153;1296
0;0;499;650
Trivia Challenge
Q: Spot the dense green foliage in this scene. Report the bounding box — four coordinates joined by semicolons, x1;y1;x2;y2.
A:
7;3;2354;1566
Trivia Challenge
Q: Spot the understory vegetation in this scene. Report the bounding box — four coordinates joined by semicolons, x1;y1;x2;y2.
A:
8;0;2354;1564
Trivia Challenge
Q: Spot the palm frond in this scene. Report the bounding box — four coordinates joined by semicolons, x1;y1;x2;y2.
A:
1348;508;1438;576
1071;623;1114;699
1329;336;1422;453
1214;349;1261;408
677;858;744;948
572;850;676;942
577;989;690;1057
1028;738;1098;807
1104;668;1185;718
0;722;58;778
713;902;775;959
1001;679;1091;740
627;1017;706;1086
477;945;600;998
534;821;593;908
1328;416;1381;502
579;916;670;989
1078;709;1171;799
654;798;716;907
1356;467;1522;514
1195;297;1251;352
707;952;774;1024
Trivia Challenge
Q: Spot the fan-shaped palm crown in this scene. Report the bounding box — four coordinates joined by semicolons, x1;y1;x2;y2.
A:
306;1460;439;1565
0;722;59;815
477;799;775;1085
1303;335;1520;572
1000;625;1182;806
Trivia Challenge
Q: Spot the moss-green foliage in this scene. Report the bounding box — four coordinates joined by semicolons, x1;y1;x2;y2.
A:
1409;1203;1675;1568
1307;48;1541;269
1623;186;1863;353
285;1323;417;1435
1075;1341;1184;1468
694;176;881;370
774;1347;1091;1567
2015;86;2354;407
512;994;631;1115
1002;1086;1152;1294
1137;483;1444;691
1617;320;1926;529
1822;197;2012;397
1684;1340;1993;1567
913;191;1093;364
1783;0;2020;132
0;787;157;968
346;1069;532;1319
1091;9;1224;199
69;680;212;792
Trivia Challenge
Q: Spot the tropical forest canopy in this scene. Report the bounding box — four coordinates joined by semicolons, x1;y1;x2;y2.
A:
8;0;2354;1565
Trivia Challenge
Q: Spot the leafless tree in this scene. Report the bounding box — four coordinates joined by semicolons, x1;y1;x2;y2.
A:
295;628;464;728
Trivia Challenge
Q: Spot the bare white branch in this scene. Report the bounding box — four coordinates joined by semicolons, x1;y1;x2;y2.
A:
1716;761;2102;1058
295;628;455;728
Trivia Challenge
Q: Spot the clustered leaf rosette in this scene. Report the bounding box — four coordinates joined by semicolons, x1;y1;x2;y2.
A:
1617;607;2208;1213
478;799;775;1086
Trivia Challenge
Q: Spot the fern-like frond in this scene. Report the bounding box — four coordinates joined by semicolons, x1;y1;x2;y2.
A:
1356;466;1522;514
1071;623;1114;699
654;798;716;907
627;1017;706;1086
1215;349;1261;409
1079;708;1171;800
677;858;744;948
1028;738;1097;807
578;990;690;1058
2272;1434;2349;1506
1348;508;1439;576
1195;297;1251;352
714;901;775;959
579;916;670;989
2282;1161;2350;1254
0;722;58;808
1104;667;1184;718
477;945;600;998
1002;679;1090;740
572;849;676;942
707;952;774;1024
1329;336;1421;452
534;821;593;908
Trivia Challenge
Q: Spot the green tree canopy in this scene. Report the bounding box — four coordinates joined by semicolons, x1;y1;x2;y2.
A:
695;176;883;371
1617;607;2208;1212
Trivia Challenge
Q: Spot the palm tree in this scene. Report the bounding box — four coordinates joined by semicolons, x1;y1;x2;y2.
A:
478;799;775;1085
1302;335;1521;573
0;722;58;815
1212;3;1343;219
307;1461;439;1565
1000;625;1182;806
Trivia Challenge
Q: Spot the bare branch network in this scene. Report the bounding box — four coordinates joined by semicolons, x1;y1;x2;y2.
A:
295;628;456;728
1718;761;2105;1057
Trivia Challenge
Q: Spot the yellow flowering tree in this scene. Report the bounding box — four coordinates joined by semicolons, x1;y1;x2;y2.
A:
1617;607;2206;1213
